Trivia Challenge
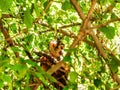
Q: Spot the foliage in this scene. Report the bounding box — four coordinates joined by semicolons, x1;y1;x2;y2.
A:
0;0;120;90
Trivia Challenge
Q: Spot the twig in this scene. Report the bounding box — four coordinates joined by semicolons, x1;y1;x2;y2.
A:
57;28;76;38
110;85;120;90
2;14;13;18
59;22;81;28
38;22;54;29
104;5;114;13
89;18;120;30
0;28;28;45
35;0;53;23
39;29;53;34
25;50;34;60
38;22;77;38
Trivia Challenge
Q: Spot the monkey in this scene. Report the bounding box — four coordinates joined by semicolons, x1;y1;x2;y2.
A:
33;40;68;90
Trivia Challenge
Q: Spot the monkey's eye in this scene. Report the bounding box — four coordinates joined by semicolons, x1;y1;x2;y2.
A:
60;46;63;49
59;51;62;55
59;45;64;49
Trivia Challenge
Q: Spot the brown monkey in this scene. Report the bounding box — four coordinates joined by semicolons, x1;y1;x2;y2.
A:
33;40;68;90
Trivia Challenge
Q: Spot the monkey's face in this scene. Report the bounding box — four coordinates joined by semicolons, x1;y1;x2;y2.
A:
49;40;64;58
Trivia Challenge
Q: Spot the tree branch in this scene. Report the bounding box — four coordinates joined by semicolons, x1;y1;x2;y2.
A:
70;0;85;20
2;14;13;18
69;0;97;52
57;28;76;38
59;22;81;28
47;61;64;75
89;18;120;30
89;31;107;59
86;0;97;20
0;19;19;57
0;28;28;44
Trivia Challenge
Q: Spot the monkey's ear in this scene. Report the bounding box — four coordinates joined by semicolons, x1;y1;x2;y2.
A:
49;40;58;48
51;43;56;48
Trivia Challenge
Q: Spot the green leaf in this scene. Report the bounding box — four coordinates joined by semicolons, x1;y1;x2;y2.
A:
99;26;115;39
100;0;106;4
63;56;72;63
105;83;111;90
0;80;4;88
88;85;95;90
43;1;50;13
0;11;2;19
10;23;17;33
43;1;49;9
69;71;78;83
24;59;36;66
109;55;120;73
117;0;120;3
16;0;23;3
46;16;53;25
0;56;9;67
0;0;13;11
62;1;71;11
66;83;77;90
34;4;41;17
111;55;120;66
100;66;105;73
24;34;34;43
45;73;56;82
35;72;48;85
24;10;33;28
11;46;21;52
111;13;118;19
94;78;103;87
11;64;28;79
63;86;69;90
2;74;11;83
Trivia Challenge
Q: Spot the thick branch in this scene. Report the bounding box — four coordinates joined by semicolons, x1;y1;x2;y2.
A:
86;0;97;20
89;31;107;59
81;0;97;30
69;0;97;51
47;61;64;75
0;19;19;57
0;20;14;46
70;0;85;20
